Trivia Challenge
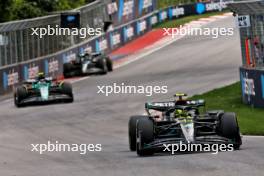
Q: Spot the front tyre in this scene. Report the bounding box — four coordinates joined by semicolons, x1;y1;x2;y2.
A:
14;86;28;107
60;82;74;103
218;112;241;150
63;63;74;78
98;58;108;75
136;117;154;156
129;116;146;151
106;57;113;72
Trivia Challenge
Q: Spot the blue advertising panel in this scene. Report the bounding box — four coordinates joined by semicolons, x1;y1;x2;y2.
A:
240;67;264;107
107;0;156;26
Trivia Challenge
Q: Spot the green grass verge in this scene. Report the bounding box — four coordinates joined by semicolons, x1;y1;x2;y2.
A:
155;11;228;29
191;82;264;135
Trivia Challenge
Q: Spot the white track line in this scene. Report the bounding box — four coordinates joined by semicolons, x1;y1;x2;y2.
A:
199;18;216;22
71;76;91;83
243;135;264;138
212;15;230;19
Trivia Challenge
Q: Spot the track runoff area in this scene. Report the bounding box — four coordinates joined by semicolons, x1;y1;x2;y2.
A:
0;13;263;176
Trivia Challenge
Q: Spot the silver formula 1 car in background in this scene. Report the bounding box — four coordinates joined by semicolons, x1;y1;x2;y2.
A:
129;93;242;156
63;52;113;78
14;72;74;107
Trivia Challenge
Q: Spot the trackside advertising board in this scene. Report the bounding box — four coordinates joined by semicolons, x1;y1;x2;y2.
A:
106;0;228;26
107;0;156;26
240;67;264;108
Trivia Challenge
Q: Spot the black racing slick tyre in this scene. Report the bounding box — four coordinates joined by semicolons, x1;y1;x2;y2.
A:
14;86;27;107
63;63;71;78
106;57;113;72
136;117;154;156
60;82;74;103
129;116;146;151
63;63;76;78
218;112;241;150
98;58;108;74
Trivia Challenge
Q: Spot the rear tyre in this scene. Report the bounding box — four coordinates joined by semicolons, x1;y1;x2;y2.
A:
106;57;113;72
136;117;154;156
218;112;241;150
14;86;27;107
63;63;75;78
129;116;146;151
98;58;108;75
60;82;74;103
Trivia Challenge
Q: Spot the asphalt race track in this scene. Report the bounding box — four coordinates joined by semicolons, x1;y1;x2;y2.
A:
0;16;263;176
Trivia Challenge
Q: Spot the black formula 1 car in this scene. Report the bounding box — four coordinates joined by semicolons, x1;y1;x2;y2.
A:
63;52;113;78
14;73;74;107
129;93;242;156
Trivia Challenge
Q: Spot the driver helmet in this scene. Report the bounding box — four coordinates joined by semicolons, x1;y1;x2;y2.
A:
175;109;183;117
175;109;186;117
37;72;45;80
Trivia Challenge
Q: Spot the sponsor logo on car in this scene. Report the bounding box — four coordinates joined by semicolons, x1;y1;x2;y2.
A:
152;102;175;107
